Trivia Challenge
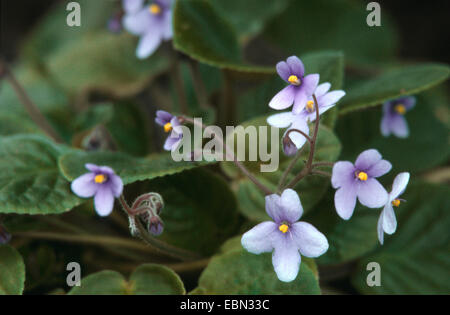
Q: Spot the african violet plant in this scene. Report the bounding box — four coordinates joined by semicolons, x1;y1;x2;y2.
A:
0;0;449;295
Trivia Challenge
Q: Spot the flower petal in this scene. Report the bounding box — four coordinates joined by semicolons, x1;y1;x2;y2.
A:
334;185;357;220
377;211;384;245
123;0;144;14
390;172;410;200
267;112;294;128
291;222;328;258
331;161;355;189
265;194;282;223
136;31;162;59
286;56;305;77
320;90;346;108
286;117;309;149
279;189;303;222
155;110;172;126
269;85;296;110
390;115;409;138
164;135;181;151
302;73;319;95
123;10;152;36
71;173;98;198
399;96;416;110
357;178;388;208
276;61;290;82
272;236;301;282
94;186;115;217
382;204;397;235
314;82;331;97
292;90;307;114
109;174;124;198
367;159;392;178
380;115;392;137
161;10;173;40
355;149;382;171
241;222;277;254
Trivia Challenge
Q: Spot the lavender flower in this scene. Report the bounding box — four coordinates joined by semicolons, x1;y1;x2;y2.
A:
380;96;416;138
71;164;124;217
122;0;172;59
241;189;328;282
155;110;183;151
269;56;319;114
331;149;391;220
267;82;346;154
377;172;410;245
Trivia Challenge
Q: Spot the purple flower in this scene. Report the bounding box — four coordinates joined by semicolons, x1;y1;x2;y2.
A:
107;14;123;34
299;82;346;122
155;110;183;151
241;189;329;282
377;172;409;245
71;164;124;217
122;0;172;59
331;149;391;220
267;111;310;153
269;56;320;114
380;96;415;138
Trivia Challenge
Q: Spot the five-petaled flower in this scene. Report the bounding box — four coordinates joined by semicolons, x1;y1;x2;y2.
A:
71;164;124;217
155;110;183;151
380;96;415;138
331;149;391;220
269;56;320;114
377;172;410;245
241;189;329;282
122;0;172;59
267;82;345;154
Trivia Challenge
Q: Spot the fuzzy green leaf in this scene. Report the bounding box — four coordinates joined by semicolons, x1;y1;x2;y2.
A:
0;245;26;295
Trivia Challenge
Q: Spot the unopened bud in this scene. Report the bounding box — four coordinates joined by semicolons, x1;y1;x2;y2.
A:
148;215;164;236
0;224;11;244
283;135;298;156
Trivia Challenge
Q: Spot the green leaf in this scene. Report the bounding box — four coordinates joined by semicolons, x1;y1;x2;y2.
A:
336;90;450;173
339;64;450;114
69;264;185;295
351;181;450;294
221;115;341;221
58;150;209;186
173;0;272;73
192;248;320;294
46;32;169;97
210;0;290;40
140;168;239;255
0;135;82;215
263;0;399;66
0;245;25;295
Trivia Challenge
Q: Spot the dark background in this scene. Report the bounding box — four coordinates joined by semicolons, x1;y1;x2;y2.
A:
1;0;450;64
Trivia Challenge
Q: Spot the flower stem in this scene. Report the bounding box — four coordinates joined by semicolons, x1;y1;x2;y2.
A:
285;128;312;143
181;116;273;195
119;195;201;261
285;94;321;189
187;59;209;109
0;60;62;143
171;53;188;114
277;146;306;193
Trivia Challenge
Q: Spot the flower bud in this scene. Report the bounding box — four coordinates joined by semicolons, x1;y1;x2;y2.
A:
0;224;11;244
283;135;297;156
148;215;164;236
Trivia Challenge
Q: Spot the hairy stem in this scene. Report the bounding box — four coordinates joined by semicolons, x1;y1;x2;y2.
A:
0;61;62;142
277;146;306;193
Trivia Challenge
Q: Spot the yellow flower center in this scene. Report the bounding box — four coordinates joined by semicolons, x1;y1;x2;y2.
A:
357;171;368;181
164;122;172;133
149;3;161;15
392;199;401;207
394;104;406;115
94;174;108;184
279;224;289;234
288;75;301;86
306;100;315;112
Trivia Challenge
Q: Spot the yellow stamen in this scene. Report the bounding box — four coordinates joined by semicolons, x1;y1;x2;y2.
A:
94;174;108;184
392;199;401;207
164;122;172;133
394;104;406;115
149;3;161;15
288;75;301;86
306;100;315;112
357;171;368;181
279;224;289;234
